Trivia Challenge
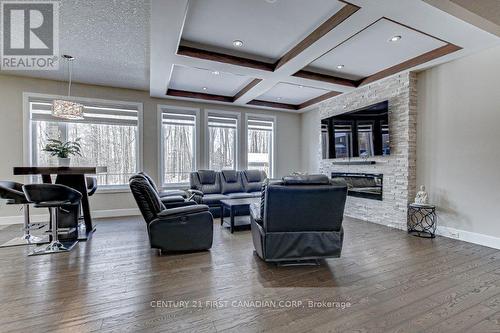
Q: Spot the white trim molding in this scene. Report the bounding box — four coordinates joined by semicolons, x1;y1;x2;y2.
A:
0;208;141;226
436;225;500;250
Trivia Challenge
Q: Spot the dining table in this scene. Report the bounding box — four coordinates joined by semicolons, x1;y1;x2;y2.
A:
13;166;107;241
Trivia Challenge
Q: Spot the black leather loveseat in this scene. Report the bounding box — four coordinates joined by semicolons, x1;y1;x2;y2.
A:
129;174;213;253
189;169;267;218
250;174;347;263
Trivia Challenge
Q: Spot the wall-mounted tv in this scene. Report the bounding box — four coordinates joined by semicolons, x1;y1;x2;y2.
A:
321;100;390;159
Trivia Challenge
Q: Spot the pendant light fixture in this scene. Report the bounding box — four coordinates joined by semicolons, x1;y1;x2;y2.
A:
52;55;84;120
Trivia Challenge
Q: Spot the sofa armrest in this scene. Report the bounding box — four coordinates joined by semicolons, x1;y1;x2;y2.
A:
188;189;204;196
250;202;262;224
187;189;204;203
157;204;209;218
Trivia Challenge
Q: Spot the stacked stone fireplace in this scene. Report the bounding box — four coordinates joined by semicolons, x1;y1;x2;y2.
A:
318;72;417;229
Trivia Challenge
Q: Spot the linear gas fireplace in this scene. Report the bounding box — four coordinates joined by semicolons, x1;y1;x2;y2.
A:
331;172;383;201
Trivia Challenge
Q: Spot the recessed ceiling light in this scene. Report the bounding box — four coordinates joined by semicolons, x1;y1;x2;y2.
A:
211;70;220;75
336;64;344;69
202;87;208;91
298;85;304;88
389;35;402;42
277;97;282;100
232;40;244;47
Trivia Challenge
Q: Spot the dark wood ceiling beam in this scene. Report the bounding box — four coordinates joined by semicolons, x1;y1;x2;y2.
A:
358;43;462;86
177;45;274;72
166;89;234;103
247;100;299;110
275;3;360;70
233;79;263;101
299;91;342;109
293;70;357;87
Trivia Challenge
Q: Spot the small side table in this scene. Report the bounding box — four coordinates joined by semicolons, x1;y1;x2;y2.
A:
407;203;437;238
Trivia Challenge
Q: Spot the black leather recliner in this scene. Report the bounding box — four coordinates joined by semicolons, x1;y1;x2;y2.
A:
129;174;213;253
138;172;195;209
250;174;347;263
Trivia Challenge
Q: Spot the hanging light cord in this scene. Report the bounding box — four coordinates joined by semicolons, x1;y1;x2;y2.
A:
68;59;72;97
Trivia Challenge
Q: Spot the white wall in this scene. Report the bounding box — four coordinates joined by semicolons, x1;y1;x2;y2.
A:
417;45;500;240
300;108;320;174
0;74;301;220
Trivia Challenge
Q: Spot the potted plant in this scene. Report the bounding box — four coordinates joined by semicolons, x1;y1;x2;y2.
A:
43;138;82;167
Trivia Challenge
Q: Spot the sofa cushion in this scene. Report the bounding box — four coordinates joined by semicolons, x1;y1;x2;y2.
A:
199;170;216;184
242;170;266;193
221;170;244;194
226;192;254;199
201;193;229;205
245;170;263;182
191;170;221;194
249;191;261;198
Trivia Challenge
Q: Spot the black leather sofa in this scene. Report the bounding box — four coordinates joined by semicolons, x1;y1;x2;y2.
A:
190;169;267;217
129;174;213;253
250;174;347;263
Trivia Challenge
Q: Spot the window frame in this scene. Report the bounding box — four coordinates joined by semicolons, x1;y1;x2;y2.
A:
244;113;276;178
157;105;200;189
23;92;143;192
204;109;241;170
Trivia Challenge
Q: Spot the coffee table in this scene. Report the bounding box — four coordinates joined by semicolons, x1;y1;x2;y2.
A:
220;198;260;233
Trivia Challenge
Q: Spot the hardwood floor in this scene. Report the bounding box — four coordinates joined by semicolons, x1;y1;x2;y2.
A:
0;216;499;332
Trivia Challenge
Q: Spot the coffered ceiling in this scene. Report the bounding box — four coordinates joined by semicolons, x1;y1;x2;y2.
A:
152;0;499;112
2;0;498;112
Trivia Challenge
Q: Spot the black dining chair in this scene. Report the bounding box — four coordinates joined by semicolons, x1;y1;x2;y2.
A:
23;184;82;255
0;181;48;247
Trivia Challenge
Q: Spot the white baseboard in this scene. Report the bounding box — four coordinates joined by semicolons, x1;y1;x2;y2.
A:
436;225;500;250
347;214;500;250
0;208;140;226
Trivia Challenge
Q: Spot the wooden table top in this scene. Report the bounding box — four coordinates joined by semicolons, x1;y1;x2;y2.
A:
13;166;108;175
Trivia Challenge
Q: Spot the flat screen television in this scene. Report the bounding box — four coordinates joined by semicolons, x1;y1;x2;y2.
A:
321;100;390;159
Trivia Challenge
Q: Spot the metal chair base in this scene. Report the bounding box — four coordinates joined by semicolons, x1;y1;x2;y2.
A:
29;240;78;256
0;234;50;248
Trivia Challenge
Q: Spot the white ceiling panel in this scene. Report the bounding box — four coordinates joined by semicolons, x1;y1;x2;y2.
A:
169;65;253;97
182;0;345;61
257;82;329;105
307;18;447;80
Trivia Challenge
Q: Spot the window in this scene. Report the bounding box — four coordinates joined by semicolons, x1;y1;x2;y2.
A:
160;110;197;185
28;95;142;188
247;117;274;177
357;123;374;157
207;115;238;170
334;124;353;158
381;123;390;155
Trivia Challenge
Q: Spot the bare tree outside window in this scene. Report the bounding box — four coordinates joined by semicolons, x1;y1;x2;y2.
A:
208;116;237;170
247;119;273;177
30;100;140;187
162;113;195;184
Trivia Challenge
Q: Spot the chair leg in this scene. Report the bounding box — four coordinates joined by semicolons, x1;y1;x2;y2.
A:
0;205;48;248
29;207;75;255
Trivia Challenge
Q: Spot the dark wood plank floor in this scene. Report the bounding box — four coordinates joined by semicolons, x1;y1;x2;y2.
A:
0;216;499;333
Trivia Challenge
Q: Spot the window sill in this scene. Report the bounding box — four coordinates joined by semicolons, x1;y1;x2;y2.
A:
95;187;131;194
160;183;190;191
